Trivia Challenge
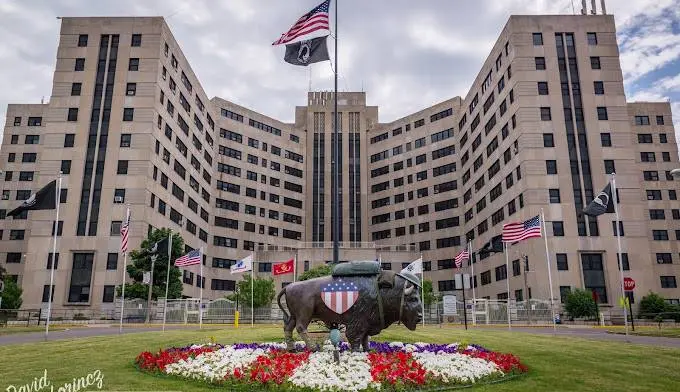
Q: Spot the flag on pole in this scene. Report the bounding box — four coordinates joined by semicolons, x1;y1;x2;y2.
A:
272;0;331;45
454;249;469;269
502;215;542;243
400;257;423;275
583;183;615;217
175;249;201;267
284;36;330;66
231;255;253;274
273;258;295;275
120;207;131;253
7;179;57;217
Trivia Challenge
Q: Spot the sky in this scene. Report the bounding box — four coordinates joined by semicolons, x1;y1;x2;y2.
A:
0;0;678;141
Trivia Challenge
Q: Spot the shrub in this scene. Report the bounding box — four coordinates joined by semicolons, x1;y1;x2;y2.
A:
563;288;597;320
638;292;668;319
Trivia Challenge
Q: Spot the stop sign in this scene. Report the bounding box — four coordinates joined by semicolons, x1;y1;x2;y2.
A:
624;277;635;291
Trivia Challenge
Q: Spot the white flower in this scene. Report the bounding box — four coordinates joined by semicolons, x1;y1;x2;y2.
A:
289;351;377;391
413;352;500;383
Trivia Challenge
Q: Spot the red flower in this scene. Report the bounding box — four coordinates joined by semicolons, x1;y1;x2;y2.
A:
135;346;218;373
367;351;426;386
237;350;310;385
464;350;528;373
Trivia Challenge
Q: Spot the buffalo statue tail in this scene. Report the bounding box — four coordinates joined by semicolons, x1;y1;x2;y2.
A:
277;288;290;324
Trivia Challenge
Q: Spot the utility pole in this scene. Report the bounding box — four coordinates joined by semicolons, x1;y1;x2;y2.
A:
523;255;531;325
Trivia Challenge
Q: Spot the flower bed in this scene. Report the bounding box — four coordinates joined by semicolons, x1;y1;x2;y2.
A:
135;341;527;391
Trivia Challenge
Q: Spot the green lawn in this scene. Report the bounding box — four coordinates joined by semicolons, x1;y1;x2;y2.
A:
1;325;679;391
608;327;680;338
0;326;68;335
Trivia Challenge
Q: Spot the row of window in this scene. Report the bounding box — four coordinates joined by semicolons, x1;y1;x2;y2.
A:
11;116;43;126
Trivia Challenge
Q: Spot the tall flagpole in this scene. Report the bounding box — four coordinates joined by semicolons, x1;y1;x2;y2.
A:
119;204;130;334
293;252;297;282
251;251;255;327
420;254;425;327
540;209;557;331
45;174;63;340
199;247;204;329
612;174;628;336
332;0;340;266
504;242;512;330
469;240;476;325
162;231;173;332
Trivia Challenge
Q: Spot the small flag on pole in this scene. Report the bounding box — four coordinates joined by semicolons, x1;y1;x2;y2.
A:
454;249;469;269
272;0;331;45
231;255;253;274
284;36;330;66
502;215;542;244
400;257;423;275
120;207;131;254
175;249;201;267
273;258;295;275
583;183;615;217
7;179;57;217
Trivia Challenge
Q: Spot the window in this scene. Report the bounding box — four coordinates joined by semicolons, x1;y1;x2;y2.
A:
649;209;665;220
660;276;677;289
117;160;129;174
581;253;607;303
653;230;669;240
640;152;656;162
533;32;543;45
644;171;659;181
21;153;36;163
537;82;549;95
60;160;72;174
67;108;78;121
597;107;608;120
660;134;668;143
612;221;624;236
546;160;557;175
662;152;671;162
71;82;82;96
600;133;611;147
68;253;94;303
128;58;139;71
28;116;42;126
540;107;551;121
126;83;136;96
131;34;142;46
25;135;39;144
657;253;672;264
495;265;507;281
77;34;88;47
552;221;564;236
123;108;134;121
656;115;665;125
671;190;678;200
634;115;650;125
535;57;546;70
594;81;604;95
590;57;601;69
549;189;561;203
120;133;131;148
587;32;598;45
556;254;568;270
543;133;554;147
604;160;615;174
74;58;85;71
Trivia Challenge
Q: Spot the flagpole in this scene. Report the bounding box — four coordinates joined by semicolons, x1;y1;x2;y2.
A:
293;252;297;282
251;251;254;327
119;204;130;334
504;242;511;330
612;174;628;336
199;246;204;330
469;240;476;325
162;231;172;332
332;0;340;266
540;209;557;331
45;174;62;340
420;254;425;327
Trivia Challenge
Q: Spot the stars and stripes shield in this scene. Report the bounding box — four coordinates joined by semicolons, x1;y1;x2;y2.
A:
320;279;359;314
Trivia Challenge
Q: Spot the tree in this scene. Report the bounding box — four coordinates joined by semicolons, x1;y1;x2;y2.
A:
1;278;23;309
422;279;438;306
117;228;186;300
638;292;668;319
227;275;276;308
564;288;598;319
298;264;332;281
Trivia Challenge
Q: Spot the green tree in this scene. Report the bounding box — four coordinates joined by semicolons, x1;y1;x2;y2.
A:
564;288;598;319
117;228;186;300
1;278;23;309
422;279;438;306
638;292;668;319
227;275;276;308
298;264;332;281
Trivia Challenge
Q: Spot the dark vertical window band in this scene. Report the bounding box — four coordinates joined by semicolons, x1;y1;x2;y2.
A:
88;34;119;236
331;112;343;243
348;112;361;242
312;113;325;242
77;35;110;236
556;33;589;237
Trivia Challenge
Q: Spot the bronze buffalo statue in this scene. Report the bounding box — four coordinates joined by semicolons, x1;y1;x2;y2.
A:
276;261;422;352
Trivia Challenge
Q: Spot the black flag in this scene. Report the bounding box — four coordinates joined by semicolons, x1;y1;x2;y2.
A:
478;235;504;256
583;183;615;217
151;235;170;255
284;36;330;66
7;179;57;217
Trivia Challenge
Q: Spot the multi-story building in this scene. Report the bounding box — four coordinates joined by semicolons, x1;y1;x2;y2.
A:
1;12;679;312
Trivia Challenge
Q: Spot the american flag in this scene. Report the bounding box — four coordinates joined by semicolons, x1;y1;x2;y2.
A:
454;249;469;269
120;207;130;254
175;249;202;267
272;0;331;45
502;215;542;244
320;279;359;314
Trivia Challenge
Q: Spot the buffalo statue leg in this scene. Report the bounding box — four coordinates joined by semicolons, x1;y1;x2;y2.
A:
361;334;370;352
345;329;363;352
295;316;318;352
284;314;297;351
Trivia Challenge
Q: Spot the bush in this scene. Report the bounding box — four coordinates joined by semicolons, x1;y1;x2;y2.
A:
638;292;668;319
298;264;332;281
1;279;23;310
563;288;597;320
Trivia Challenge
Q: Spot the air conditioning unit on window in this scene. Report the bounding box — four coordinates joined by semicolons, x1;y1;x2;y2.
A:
114;196;124;203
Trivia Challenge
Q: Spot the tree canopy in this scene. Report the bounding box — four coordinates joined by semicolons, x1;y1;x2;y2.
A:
227;275;276;308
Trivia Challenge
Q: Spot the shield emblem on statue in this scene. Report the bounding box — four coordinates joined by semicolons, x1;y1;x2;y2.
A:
320;279;359;314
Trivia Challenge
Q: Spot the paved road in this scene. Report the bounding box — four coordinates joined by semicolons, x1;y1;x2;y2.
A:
1;325;679;348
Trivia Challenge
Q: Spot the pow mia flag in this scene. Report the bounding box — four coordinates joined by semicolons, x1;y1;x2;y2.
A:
284;36;330;66
583;183;615;217
7;179;57;217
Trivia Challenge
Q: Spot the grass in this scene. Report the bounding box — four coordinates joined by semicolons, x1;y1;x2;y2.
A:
0;326;69;335
607;327;680;338
1;325;679;391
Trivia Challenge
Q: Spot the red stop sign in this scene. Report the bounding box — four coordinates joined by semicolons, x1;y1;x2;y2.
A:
624;277;635;291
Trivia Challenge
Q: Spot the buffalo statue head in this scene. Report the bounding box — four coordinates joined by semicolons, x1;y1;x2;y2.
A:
378;271;423;330
400;277;423;330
